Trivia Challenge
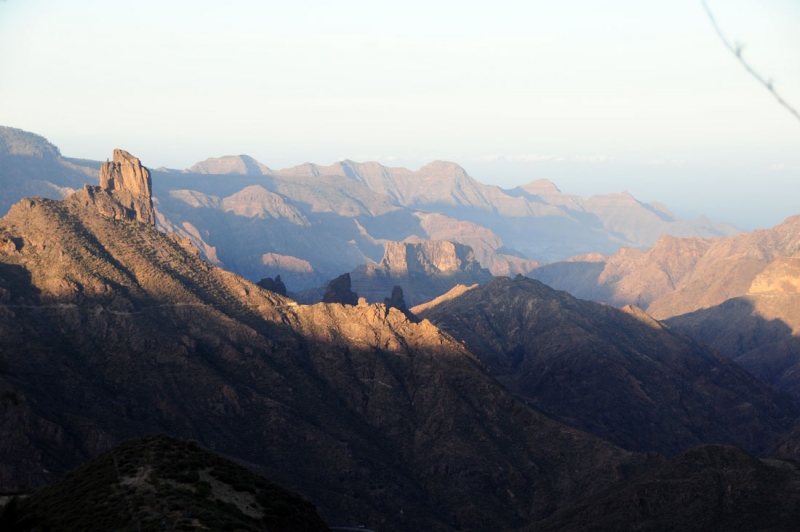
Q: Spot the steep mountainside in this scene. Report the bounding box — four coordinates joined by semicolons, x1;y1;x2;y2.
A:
665;257;800;398
0;434;330;532
533;445;800;532
417;276;800;456
531;215;800;320
0;152;656;532
529;215;800;400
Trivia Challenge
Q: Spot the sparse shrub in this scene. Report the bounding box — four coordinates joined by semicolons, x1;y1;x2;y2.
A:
146;470;160;487
194;481;212;499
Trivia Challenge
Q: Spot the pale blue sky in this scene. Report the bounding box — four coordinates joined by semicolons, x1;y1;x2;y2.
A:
1;0;798;229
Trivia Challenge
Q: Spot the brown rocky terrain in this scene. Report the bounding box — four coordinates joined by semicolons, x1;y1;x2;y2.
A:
532;445;800;532
0;151;659;532
98;149;155;225
416;276;800;456
531;215;800;320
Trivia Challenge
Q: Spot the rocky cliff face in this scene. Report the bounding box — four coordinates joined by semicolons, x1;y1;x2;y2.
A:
98;149;154;224
321;272;359;305
350;241;493;307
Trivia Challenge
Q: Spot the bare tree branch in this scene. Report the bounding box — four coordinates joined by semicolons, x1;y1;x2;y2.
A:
701;0;800;122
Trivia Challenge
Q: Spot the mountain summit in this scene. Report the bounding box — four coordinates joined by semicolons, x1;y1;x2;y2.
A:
98;149;154;224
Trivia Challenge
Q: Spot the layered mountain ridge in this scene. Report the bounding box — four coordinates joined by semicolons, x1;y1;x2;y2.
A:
0;127;740;295
0;149;663;531
3;136;800;529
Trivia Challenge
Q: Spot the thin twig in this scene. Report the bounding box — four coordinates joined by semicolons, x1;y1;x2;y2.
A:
701;0;800;122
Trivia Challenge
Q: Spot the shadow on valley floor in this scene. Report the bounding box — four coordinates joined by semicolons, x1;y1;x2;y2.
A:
666;297;800;398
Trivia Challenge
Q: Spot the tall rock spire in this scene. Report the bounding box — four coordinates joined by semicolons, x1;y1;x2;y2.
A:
98;149;154;224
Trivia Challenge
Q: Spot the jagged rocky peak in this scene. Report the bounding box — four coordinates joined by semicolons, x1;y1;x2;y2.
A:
98;149;154;224
322;272;359;305
384;285;420;323
257;275;287;296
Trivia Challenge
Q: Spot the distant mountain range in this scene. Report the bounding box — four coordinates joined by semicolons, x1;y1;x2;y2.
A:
0;126;740;296
4;132;800;530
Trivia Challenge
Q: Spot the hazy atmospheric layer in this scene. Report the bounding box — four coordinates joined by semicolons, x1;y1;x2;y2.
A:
1;0;798;229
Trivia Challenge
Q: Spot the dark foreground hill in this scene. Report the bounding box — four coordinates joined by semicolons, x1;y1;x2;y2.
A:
416;276;800;456
0;151;656;532
0;434;330;532
532;445;800;532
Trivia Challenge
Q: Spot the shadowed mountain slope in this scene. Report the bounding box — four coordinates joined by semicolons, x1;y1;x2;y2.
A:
532;445;800;532
529;213;800;405
0;434;330;532
0;156;657;532
417;276;800;456
665;285;800;399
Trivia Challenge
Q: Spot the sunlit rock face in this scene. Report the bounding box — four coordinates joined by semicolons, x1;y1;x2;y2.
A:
99;149;154;224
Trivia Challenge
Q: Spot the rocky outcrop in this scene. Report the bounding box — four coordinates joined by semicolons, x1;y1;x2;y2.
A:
98;149;154;224
321;273;358;305
383;285;419;323
256;275;287;296
351;241;493;307
381;240;487;277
